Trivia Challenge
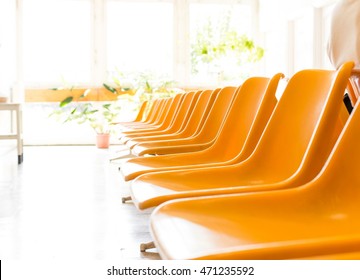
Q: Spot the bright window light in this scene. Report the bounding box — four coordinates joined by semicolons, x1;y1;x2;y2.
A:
189;2;255;85
23;0;92;87
106;1;173;78
293;7;314;72
322;3;336;69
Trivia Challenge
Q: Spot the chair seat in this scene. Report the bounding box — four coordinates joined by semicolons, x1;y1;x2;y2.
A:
121;151;225;181
131;141;214;156
151;192;360;259
130;164;288;209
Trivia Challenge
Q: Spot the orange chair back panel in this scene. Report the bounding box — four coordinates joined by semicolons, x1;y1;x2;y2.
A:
130;63;353;209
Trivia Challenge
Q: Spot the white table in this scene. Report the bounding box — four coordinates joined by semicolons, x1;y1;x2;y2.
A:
0;103;23;164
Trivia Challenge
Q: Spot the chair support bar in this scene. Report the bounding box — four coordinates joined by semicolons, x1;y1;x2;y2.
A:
122;196;132;203
140;241;155;252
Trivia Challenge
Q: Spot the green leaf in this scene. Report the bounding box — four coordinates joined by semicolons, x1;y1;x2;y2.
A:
80;88;91;98
113;77;122;87
103;104;111;110
60;96;73;107
103;83;117;94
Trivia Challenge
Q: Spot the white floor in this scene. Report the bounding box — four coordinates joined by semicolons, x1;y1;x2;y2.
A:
0;144;160;260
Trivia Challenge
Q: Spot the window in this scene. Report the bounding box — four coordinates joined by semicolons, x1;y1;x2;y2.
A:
322;3;336;69
189;1;257;85
9;0;335;145
293;7;314;72
259;0;288;77
23;0;93;87
106;1;174;78
20;0;258;90
262;27;288;77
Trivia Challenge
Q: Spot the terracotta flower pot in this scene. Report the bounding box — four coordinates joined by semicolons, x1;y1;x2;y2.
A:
96;133;110;149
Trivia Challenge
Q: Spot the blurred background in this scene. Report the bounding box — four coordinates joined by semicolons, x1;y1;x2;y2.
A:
0;0;336;145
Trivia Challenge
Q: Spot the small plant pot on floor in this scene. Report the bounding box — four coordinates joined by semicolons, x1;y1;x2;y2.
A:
96;133;110;149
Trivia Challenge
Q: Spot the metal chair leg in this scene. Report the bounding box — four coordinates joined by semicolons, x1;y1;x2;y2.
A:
140;241;155;252
122;196;132;203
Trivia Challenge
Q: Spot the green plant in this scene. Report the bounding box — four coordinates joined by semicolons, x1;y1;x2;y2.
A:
51;71;182;134
50;88;121;135
103;70;183;103
191;11;264;80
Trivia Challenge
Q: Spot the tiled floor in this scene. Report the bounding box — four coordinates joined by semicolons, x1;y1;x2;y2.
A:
0;144;160;260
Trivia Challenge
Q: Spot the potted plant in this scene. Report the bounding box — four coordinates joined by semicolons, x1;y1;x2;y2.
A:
50;89;121;149
50;72;181;148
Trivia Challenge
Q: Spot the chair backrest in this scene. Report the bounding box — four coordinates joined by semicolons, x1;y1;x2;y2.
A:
207;74;283;161
134;98;156;124
151;97;174;126
155;93;185;130
309;96;360;205
247;62;353;183
143;98;165;124
193;86;237;141
177;88;220;137
165;90;200;133
134;100;149;122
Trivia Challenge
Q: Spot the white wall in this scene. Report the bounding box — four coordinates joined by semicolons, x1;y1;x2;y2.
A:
0;0;16;100
259;0;337;78
0;1;16;136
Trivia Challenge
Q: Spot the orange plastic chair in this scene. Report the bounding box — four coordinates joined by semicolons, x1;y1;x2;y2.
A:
115;100;148;126
120;92;187;143
124;89;217;149
122;90;202;146
150;87;360;260
121;74;283;181
120;93;186;143
130;62;353;210
120;98;165;130
118;100;156;129
131;86;238;156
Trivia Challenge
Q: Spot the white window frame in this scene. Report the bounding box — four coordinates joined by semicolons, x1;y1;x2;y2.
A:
13;0;260;98
13;0;341;97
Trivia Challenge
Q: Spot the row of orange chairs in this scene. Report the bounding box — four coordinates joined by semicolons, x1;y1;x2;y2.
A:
115;62;360;260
